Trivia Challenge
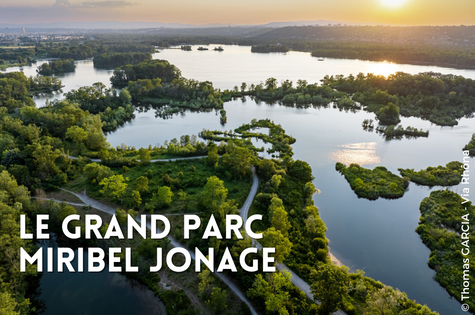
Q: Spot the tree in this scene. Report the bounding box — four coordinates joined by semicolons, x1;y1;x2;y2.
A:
241;82;247;93
32;144;62;181
65;125;88;144
310;264;348;315
377;102;400;125
247;271;292;315
201;176;227;209
208;287;227;313
99;175;128;203
83;163;113;184
138;148;151;164
288;160;314;183
269;196;290;236
135;176;149;194
265;77;278;90
152;186;173;208
132;190;142;207
206;143;219;166
364;286;406;315
270;174;282;189
260;227;292;263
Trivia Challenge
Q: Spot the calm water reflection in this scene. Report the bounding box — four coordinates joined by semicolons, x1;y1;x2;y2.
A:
6;45;475;315
108;98;473;315
39;240;166;315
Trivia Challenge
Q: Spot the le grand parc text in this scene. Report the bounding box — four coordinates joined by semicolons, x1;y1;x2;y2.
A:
19;214;276;273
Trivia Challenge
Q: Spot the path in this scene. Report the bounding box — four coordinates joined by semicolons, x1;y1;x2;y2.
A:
237;169;347;315
60;188;259;315
60;160;345;314
66;155;208;163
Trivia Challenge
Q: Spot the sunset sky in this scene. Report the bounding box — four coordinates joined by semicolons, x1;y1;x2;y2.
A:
0;0;474;26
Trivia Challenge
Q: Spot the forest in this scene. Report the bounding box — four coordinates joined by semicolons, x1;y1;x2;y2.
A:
251;45;290;53
417;190;475;311
463;134;475;156
0;36;457;315
335;163;409;200
93;52;153;68
36;59;75;75
323;72;475;126
399;162;464;186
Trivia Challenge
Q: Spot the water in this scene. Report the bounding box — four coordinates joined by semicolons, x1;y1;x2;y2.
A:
38;239;166;315
11;45;475;314
3;59;114;107
107;97;472;314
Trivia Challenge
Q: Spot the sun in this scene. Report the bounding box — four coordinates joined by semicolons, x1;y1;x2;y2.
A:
380;0;407;8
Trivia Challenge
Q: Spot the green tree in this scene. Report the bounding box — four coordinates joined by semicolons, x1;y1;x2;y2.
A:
265;77;278;90
208;287;228;313
201;176;227;209
206;143;219;167
260;227;292;263
377;102;400;125
247;271;292;315
310;264;348;315
139;148;151;164
83;163;113;184
135;176;149;194
364;286;407;315
152;186;173;208
270;174;282;189
269;196;291;236
65;125;88;144
99;175;128;203
132;190;142;207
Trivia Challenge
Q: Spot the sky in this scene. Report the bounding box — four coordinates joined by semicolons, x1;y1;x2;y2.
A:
0;0;474;26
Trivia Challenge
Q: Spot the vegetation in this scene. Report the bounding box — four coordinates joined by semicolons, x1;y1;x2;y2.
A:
376;124;429;139
308;41;475;69
0;63;443;315
323;72;475;126
399;162;463;186
64;82;134;131
93;52;152;68
463;134;475;156
36;59;75;75
251;45;289;53
0;171;38;315
336;163;409;200
200;118;296;158
110;59;181;87
417;190;475;311
181;45;192;51
0;71;61;113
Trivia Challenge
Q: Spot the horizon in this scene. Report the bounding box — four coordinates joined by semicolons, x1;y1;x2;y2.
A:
1;0;475;26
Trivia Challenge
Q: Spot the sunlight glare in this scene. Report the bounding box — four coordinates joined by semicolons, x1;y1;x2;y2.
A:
381;0;407;8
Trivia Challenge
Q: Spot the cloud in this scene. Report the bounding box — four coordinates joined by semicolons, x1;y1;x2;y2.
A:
54;0;71;7
82;1;133;8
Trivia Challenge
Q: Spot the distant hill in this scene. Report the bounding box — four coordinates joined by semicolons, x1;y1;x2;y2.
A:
0;20;360;30
262;20;364;27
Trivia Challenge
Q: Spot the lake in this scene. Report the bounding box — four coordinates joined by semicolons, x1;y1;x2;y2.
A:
8;44;474;315
37;238;166;315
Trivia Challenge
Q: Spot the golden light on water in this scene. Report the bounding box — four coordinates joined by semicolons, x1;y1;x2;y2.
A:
367;61;401;77
381;0;407;8
329;142;381;166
